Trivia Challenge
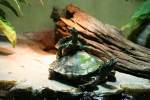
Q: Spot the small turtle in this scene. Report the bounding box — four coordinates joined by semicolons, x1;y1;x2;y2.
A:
50;27;117;91
49;51;117;91
55;27;86;59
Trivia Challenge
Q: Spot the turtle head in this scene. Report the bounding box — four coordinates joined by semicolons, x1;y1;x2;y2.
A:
69;27;78;35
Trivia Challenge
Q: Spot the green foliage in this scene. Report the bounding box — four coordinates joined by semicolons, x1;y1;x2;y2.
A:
0;0;19;17
13;0;23;15
0;0;43;47
17;0;28;3
0;0;21;47
122;0;150;36
0;8;6;19
0;18;16;47
0;0;44;47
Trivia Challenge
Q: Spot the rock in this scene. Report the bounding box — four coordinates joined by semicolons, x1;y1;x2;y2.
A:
0;34;150;99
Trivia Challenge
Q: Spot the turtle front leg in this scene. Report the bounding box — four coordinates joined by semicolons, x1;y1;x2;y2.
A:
79;76;106;91
97;58;117;79
56;47;63;59
56;43;70;59
107;70;116;82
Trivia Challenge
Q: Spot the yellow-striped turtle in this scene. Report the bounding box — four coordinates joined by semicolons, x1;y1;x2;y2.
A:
49;51;117;91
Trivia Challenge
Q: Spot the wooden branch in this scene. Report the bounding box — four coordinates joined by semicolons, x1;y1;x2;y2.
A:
51;4;150;79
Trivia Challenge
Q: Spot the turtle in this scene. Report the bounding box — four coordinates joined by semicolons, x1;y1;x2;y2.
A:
49;27;117;91
55;27;86;59
49;51;117;91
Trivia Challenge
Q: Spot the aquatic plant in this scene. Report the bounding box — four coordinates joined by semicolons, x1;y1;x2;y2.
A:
122;0;150;37
0;0;20;47
0;0;43;47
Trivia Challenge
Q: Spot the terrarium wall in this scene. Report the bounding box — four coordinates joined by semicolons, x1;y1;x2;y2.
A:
5;0;142;34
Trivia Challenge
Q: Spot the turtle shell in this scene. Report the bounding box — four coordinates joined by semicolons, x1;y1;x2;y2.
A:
49;51;104;83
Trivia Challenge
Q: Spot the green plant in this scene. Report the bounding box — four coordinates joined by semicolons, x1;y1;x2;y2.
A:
0;0;21;47
0;0;44;47
121;0;150;37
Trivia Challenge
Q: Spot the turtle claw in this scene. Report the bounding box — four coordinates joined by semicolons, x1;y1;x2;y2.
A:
79;84;98;92
107;70;116;82
78;77;99;91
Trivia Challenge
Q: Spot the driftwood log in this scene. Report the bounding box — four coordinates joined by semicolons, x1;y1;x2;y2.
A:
51;4;150;79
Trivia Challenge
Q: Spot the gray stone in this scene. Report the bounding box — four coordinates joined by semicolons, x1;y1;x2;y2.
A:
0;37;150;98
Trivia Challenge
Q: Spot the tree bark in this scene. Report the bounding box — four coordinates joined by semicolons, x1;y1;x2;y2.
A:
51;4;150;79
